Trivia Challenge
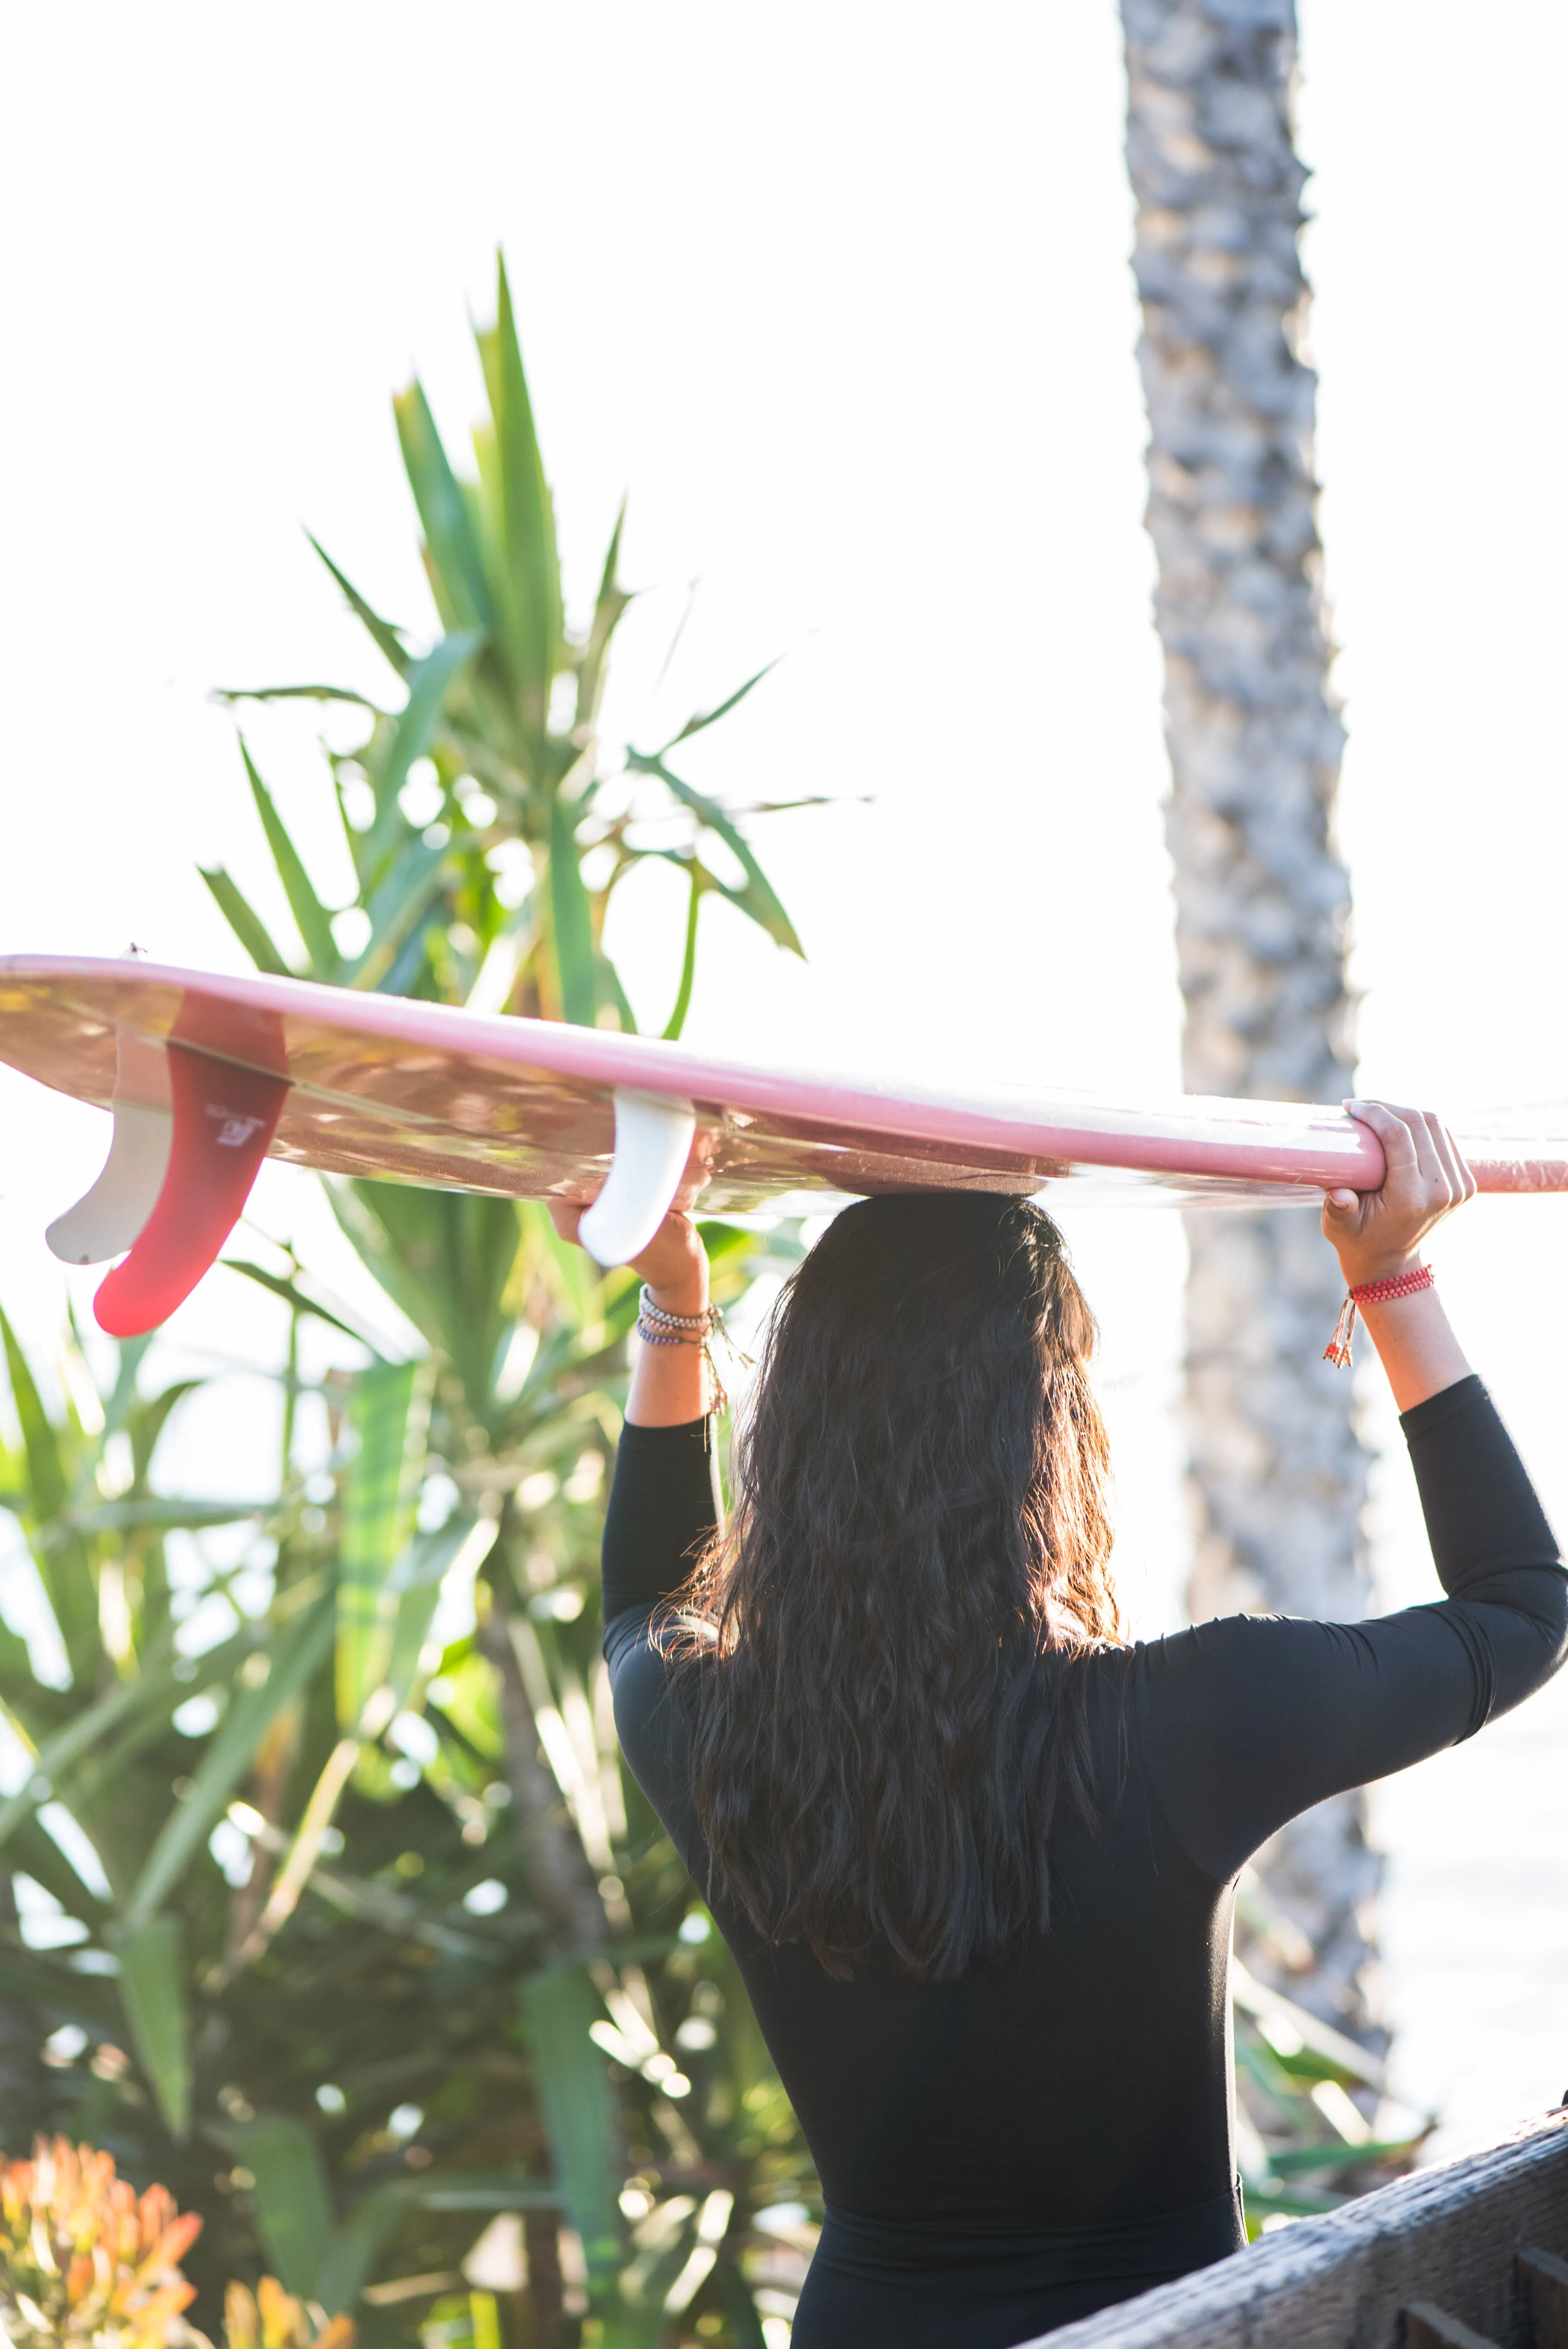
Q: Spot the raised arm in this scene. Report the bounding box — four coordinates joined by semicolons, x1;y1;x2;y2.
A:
1320;1098;1476;1409
549;1199;714;1426
548;1203;723;1644
1137;1102;1568;1883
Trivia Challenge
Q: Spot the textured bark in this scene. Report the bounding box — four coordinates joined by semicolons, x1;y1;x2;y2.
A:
1119;0;1380;2036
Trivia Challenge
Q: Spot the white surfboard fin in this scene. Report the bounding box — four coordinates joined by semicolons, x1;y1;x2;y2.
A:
578;1088;697;1267
47;1097;174;1266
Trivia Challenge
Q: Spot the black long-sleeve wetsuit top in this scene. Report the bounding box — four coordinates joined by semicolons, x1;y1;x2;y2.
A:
602;1377;1566;2348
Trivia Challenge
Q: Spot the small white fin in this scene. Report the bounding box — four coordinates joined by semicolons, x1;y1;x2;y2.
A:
578;1090;697;1267
46;1100;174;1266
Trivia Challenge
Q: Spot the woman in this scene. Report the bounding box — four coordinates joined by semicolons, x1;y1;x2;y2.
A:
553;1100;1567;2347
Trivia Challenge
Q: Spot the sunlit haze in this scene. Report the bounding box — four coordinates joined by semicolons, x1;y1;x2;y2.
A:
3;1;1565;2158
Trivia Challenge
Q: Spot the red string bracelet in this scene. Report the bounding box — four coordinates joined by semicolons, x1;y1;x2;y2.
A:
1324;1263;1435;1369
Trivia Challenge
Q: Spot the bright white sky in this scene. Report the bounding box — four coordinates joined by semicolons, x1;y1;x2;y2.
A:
3;0;1566;2159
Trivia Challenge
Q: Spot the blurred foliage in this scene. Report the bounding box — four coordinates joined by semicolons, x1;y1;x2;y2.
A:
0;255;818;2349
1231;1896;1432;2234
0;1228;813;2349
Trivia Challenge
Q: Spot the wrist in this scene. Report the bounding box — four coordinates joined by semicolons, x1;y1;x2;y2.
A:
643;1277;709;1315
1337;1250;1426;1294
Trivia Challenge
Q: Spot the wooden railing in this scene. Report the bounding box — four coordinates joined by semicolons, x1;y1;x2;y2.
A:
1022;2109;1568;2349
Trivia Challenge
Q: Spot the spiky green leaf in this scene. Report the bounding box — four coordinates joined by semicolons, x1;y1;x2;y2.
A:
393;383;495;637
576;500;632;734
346;836;449;995
662;862;704;1041
308;533;412;676
337;1360;433;1731
211;2113;332;2295
522;1967;623;2286
221;1257;389;1355
237;738;341;977
629;751;804;956
474;257;561;719
361;630;482;872
549;793;597;1027
668;658;780;746
199;864;294;976
116;1915;191;2138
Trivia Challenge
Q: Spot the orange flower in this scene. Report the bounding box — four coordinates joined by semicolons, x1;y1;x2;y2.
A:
0;2137;202;2349
0;2138;356;2349
222;2274;356;2349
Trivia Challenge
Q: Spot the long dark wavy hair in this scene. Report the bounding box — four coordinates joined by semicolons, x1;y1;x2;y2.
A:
668;1190;1122;1982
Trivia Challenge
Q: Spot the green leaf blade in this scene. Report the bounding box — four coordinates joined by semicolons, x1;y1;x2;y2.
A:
669;658;781;746
336;1359;433;1730
210;2113;333;2295
549;794;597;1027
199;864;295;977
307;534;412;676
476;257;561;723
629;752;804;957
239;738;341;978
393;383;495;637
522;1966;624;2288
115;1916;192;2138
362;630;483;870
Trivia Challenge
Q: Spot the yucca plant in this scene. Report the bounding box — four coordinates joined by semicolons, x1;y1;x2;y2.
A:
202;251;808;1040
188;254;823;2346
0;258;821;2349
0;1271;816;2346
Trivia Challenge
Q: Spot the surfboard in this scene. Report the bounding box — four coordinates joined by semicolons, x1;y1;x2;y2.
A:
0;956;1564;1338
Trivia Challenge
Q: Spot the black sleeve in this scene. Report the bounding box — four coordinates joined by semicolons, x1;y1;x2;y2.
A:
1135;1375;1568;1884
599;1418;722;1886
601;1416;722;1635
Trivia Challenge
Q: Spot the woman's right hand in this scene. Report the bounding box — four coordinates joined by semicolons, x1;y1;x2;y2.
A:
1321;1099;1477;1290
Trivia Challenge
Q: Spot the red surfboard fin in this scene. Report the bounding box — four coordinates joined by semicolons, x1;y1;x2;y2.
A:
92;1044;288;1337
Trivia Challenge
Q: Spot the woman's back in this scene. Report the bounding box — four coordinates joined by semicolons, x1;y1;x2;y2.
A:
561;1112;1567;2346
603;1375;1565;2344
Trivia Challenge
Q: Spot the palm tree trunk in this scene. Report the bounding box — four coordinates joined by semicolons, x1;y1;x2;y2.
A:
1119;0;1381;2039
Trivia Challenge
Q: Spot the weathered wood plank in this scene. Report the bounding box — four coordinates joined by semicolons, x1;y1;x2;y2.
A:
1016;2108;1568;2349
1519;2244;1568;2349
1401;2303;1500;2349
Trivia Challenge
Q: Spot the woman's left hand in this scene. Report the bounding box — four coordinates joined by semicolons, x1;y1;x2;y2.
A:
549;1202;714;1424
548;1200;710;1311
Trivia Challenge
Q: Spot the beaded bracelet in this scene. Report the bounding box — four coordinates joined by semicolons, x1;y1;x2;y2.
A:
639;1292;721;1336
1324;1263;1435;1369
635;1290;737;1413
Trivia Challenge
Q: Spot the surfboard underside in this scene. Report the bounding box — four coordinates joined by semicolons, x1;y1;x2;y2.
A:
0;959;1359;1217
3;956;1568;1335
